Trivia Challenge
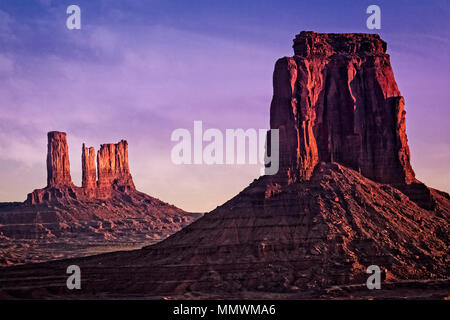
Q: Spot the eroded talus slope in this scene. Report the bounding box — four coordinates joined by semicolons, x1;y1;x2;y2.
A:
0;192;200;265
0;163;448;299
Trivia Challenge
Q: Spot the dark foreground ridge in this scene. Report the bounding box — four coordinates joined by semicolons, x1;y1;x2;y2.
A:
0;31;448;299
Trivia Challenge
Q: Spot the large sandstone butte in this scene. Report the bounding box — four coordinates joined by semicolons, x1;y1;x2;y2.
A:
0;132;201;265
273;32;414;184
271;32;434;209
0;32;448;299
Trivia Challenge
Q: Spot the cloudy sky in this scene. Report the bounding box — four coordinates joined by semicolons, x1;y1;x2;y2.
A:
0;0;449;212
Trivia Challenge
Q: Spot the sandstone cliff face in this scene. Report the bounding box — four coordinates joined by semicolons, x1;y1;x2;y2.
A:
3;133;200;265
81;144;96;191
27;132;77;204
46;131;73;187
27;133;136;203
97;141;135;197
271;32;415;185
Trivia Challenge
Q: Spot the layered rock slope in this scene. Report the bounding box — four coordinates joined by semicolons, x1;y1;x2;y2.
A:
0;32;448;299
0;132;200;265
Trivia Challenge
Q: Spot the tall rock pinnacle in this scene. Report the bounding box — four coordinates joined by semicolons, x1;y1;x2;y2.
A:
82;144;96;190
271;31;416;185
46;131;73;187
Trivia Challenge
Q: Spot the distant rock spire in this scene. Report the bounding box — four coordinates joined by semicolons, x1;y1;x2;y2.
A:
46;131;73;187
28;134;135;204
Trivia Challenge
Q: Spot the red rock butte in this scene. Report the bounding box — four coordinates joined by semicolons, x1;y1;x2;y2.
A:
270;31;433;209
1;131;200;265
0;31;448;299
272;31;413;183
27;132;136;204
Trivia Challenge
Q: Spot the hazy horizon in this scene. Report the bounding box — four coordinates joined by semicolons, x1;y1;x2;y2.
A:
0;0;449;212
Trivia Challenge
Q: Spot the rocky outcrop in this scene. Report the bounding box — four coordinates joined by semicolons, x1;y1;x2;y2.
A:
3;134;201;265
27;132;78;204
271;31;415;186
27;133;136;203
0;32;448;299
81;144;96;191
46;131;73;187
97;141;135;197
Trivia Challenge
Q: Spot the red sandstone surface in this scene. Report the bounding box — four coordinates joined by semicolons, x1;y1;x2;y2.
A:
0;31;448;299
0;132;201;265
273;32;415;185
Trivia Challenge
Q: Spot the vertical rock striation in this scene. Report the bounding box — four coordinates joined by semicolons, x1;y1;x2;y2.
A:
82;144;96;191
27;131;77;204
27;134;136;203
46;131;73;187
271;31;416;186
97;140;135;197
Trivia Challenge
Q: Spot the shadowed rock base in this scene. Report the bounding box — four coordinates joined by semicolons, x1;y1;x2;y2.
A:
0;163;448;299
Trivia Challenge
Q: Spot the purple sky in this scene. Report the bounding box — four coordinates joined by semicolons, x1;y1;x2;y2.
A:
0;0;449;212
